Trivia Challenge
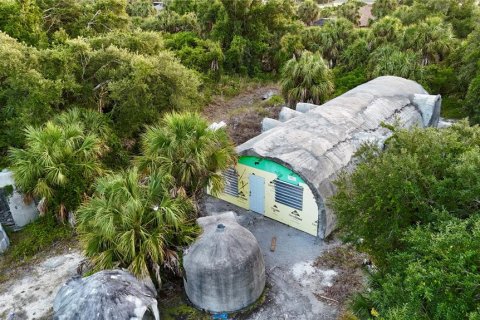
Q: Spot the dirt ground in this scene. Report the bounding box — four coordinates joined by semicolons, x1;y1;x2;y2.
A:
0;247;84;319
203;196;367;320
202;84;282;145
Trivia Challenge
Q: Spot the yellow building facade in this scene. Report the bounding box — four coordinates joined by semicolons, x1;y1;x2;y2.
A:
210;156;319;236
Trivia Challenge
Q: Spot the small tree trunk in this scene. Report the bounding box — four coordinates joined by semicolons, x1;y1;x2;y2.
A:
147;261;162;293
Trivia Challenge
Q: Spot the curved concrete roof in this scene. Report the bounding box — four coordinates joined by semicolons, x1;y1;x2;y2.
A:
237;76;441;238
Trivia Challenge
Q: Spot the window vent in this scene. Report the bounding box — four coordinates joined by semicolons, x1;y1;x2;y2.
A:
223;168;239;197
274;179;303;210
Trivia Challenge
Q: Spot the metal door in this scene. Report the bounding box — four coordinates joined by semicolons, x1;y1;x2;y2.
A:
249;174;265;214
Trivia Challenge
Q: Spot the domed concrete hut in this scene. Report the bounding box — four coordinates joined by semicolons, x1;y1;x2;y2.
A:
210;76;442;238
53;270;160;320
183;212;265;313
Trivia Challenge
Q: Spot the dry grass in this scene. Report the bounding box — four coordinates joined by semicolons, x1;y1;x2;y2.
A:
313;245;367;308
202;84;283;145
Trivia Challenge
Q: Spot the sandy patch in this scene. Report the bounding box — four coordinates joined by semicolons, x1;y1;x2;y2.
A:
0;250;84;319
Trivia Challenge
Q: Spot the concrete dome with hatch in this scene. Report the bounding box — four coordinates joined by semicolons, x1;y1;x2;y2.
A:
183;212;265;313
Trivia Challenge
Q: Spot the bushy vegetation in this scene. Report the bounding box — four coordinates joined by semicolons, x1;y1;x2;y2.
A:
1;215;73;270
76;168;198;290
2;0;480;303
138;112;236;199
332;121;480;319
9;109;107;219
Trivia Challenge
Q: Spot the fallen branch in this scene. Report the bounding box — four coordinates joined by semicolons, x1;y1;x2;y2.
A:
314;293;339;304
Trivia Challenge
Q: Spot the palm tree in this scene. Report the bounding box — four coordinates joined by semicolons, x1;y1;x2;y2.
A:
369;16;403;48
137;112;237;200
297;0;320;26
402;17;455;65
280;51;334;107
340;37;371;71
337;0;363;25
372;0;399;19
76;168;197;291
368;44;420;79
318;18;356;68
9;110;105;220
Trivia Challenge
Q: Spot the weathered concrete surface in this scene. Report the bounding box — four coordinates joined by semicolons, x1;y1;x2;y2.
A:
296;102;317;113
0;251;84;319
278;107;302;122
203;196;340;320
0;170;39;229
54;270;159;320
183;212;265;313
238;76;441;238
0;223;9;253
261;118;281;132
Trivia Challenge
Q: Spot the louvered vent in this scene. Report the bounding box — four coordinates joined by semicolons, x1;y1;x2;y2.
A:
223;168;239;196
274;179;303;210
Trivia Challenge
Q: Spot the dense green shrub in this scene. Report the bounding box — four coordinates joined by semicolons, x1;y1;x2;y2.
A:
8;110;107;218
138;112;237;199
333;121;480;319
165;32;224;78
76;167;198;290
332;121;480;265
355;216;480;319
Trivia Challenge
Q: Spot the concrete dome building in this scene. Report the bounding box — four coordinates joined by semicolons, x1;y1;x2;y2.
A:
209;76;442;238
183;212;265;313
53;270;159;320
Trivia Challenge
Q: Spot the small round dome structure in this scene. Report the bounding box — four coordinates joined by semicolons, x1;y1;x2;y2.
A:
183;211;265;313
53;269;159;320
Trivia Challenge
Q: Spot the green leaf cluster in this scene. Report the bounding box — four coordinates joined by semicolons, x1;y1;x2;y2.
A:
331;121;480;319
76;167;199;290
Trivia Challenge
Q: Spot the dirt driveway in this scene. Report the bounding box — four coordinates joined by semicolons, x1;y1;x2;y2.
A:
203;196;352;320
202;85;282;145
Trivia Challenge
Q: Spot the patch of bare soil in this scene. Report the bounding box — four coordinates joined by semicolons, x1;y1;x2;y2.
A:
313;245;368;312
0;244;84;320
202;84;282;145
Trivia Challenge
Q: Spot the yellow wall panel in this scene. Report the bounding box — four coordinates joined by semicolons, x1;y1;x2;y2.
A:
210;162;319;236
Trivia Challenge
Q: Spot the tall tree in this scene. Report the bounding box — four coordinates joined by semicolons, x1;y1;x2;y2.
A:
317;18;356;68
336;0;363;25
369;16;403;48
76;168;197;291
138;112;237;200
280;51;334;107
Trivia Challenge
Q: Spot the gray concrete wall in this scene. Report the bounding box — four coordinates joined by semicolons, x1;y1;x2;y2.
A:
183;212;265;313
0;223;9;254
0;170;38;228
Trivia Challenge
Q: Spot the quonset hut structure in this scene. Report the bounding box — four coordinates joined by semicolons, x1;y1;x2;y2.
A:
210;76;441;238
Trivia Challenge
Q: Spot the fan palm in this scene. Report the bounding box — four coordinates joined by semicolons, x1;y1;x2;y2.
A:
318;18;356;68
9;111;104;219
137;112;237;199
76;168;197;291
368;45;420;79
280;51;334;107
402;17;455;65
370;16;403;48
297;0;320;26
372;0;399;19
